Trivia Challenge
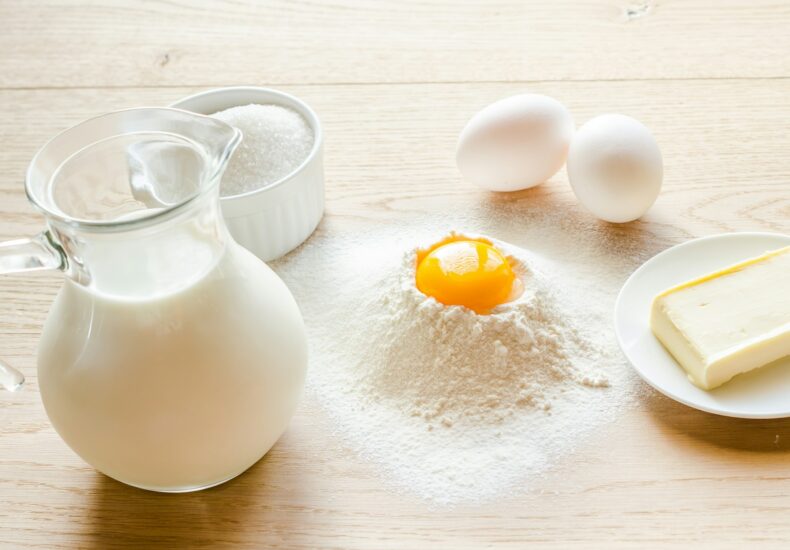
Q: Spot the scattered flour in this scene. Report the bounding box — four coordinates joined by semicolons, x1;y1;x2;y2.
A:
212;104;314;197
273;201;649;505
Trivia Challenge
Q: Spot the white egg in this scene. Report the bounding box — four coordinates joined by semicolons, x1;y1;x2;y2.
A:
456;94;575;192
567;114;662;223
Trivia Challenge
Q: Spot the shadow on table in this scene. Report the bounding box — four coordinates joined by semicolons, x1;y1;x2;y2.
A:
643;389;790;454
82;441;309;548
471;182;679;266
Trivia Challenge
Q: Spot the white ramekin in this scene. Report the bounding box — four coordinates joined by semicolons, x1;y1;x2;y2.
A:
170;87;324;262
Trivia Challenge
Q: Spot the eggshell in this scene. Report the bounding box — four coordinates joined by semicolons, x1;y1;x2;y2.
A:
456;94;575;192
567;114;662;223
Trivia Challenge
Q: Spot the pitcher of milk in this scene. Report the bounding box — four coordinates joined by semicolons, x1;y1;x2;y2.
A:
0;108;308;492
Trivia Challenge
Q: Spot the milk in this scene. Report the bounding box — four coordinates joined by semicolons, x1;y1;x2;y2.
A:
37;240;307;491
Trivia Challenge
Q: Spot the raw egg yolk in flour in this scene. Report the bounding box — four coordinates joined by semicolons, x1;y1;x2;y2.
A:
415;238;521;314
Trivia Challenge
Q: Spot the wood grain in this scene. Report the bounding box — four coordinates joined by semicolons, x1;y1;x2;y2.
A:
2;1;790;88
1;1;790;548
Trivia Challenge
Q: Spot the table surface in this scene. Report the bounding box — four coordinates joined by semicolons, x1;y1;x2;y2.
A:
1;1;789;548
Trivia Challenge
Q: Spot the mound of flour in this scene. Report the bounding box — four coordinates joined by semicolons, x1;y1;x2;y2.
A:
274;221;637;505
364;241;609;431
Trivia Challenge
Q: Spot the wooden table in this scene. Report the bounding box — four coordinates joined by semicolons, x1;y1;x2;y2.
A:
1;1;789;547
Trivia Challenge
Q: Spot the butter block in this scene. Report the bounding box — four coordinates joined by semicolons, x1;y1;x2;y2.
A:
650;246;790;390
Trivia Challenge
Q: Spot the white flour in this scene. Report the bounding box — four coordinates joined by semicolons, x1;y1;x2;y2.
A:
366;237;609;430
273;200;649;505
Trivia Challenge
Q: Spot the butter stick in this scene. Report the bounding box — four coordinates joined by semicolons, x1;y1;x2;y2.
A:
650;246;790;390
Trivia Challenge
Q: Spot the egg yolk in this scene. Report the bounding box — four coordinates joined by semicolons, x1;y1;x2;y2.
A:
415;239;518;313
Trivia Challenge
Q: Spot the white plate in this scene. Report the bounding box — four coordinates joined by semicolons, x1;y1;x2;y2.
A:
615;232;790;419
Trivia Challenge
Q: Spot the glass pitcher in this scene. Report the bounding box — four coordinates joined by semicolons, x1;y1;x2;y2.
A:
0;108;308;492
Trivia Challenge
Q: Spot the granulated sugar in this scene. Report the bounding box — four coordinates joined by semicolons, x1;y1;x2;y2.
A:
212;104;313;196
273;201;647;505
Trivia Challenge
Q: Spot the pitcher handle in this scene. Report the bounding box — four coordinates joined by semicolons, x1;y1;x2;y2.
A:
0;360;24;392
0;231;66;391
0;231;66;274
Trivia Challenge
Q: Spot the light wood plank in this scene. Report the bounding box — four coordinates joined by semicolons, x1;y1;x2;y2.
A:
1;80;788;238
1;1;790;88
